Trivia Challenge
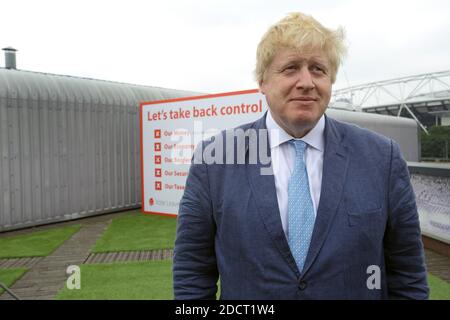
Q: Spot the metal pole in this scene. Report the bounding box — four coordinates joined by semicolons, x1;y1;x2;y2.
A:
445;140;448;162
0;282;21;300
402;103;429;134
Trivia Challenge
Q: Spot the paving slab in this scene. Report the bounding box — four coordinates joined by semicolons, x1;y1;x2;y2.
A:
0;220;110;300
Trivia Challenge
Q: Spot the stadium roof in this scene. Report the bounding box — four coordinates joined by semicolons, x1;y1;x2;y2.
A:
330;70;450;132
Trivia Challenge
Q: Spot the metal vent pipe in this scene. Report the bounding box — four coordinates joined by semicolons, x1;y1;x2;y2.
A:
3;47;17;69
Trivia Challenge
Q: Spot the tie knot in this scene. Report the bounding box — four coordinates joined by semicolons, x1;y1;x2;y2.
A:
291;139;307;156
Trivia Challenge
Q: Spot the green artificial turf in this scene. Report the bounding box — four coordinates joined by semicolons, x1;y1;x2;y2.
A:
0;268;28;295
55;260;173;300
0;225;81;258
428;273;450;300
91;212;176;253
53;260;449;300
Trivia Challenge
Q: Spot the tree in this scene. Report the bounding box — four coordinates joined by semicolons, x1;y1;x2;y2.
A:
421;126;450;160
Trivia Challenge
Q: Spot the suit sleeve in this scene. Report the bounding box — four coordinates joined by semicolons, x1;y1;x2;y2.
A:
384;140;429;299
173;146;218;300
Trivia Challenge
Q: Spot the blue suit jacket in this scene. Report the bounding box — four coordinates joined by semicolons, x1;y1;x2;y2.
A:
173;114;429;299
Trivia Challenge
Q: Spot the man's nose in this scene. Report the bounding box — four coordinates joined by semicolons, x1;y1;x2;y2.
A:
295;67;315;90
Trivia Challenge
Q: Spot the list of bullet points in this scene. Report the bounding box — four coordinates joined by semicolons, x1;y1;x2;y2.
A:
154;129;162;191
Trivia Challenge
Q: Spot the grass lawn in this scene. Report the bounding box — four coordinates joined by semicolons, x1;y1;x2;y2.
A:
2;211;448;300
0;225;81;258
0;268;28;295
429;273;450;300
56;260;173;300
91;212;176;253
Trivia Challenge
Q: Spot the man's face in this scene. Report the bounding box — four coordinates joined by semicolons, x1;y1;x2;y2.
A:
259;47;332;138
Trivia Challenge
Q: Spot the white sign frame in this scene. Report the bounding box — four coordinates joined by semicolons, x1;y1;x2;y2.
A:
140;89;267;216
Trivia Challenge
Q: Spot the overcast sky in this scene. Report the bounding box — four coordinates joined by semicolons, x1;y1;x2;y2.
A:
1;0;449;93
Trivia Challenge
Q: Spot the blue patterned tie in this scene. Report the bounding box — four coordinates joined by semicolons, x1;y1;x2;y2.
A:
288;140;315;272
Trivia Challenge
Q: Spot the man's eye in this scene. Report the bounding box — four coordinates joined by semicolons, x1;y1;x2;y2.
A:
283;65;297;72
311;65;325;73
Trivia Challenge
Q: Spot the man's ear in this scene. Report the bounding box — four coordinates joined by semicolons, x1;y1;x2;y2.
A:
259;80;266;95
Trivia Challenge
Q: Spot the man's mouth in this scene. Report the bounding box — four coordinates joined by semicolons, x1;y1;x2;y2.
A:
289;96;318;102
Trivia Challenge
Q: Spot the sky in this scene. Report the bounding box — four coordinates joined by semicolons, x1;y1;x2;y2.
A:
1;0;449;93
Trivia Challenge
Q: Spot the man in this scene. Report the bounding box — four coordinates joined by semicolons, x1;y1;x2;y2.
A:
173;12;429;299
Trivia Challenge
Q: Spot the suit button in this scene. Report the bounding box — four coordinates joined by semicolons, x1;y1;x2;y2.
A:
298;281;307;290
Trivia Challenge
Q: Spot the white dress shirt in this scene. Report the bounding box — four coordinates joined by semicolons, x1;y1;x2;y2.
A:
265;111;325;237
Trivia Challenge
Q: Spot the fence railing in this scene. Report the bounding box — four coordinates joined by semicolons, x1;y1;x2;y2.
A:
408;162;450;244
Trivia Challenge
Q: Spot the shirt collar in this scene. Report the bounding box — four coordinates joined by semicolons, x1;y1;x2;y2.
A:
265;110;325;152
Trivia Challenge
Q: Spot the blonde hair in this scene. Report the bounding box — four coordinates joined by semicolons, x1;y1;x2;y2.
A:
255;12;347;84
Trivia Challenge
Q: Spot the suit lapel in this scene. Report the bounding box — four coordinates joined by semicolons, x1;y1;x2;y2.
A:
245;114;299;275
301;116;349;276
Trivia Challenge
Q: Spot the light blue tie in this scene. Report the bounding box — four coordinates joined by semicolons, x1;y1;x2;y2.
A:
288;140;315;272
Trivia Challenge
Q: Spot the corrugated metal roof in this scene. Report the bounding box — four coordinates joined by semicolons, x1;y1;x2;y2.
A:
0;68;199;104
0;68;199;231
327;108;417;129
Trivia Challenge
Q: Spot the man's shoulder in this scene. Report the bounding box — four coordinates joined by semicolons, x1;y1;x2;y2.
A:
202;116;264;145
192;116;265;164
227;116;263;135
327;116;392;147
